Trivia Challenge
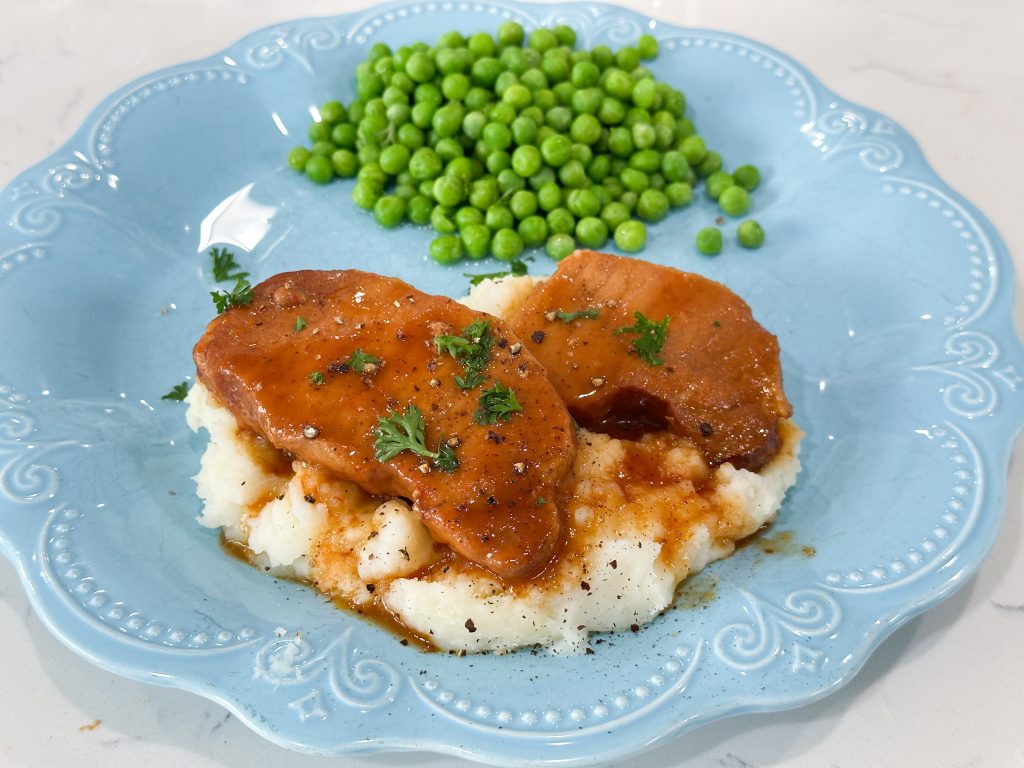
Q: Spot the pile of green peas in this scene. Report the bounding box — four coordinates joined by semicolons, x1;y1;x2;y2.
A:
286;21;763;265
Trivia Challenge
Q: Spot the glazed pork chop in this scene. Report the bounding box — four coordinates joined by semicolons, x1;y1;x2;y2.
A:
193;270;575;579
509;251;791;470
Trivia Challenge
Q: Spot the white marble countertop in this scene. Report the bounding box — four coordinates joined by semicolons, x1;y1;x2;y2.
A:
1;1;1022;766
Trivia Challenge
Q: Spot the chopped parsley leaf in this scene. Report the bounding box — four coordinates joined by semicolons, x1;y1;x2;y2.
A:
308;371;325;386
615;311;670;366
210;276;254;314
435;319;493;390
294;316;307;332
473;381;523;425
209;247;249;283
464;257;528;287
161;381;189;402
373;404;460;473
345;349;381;374
555;307;600;323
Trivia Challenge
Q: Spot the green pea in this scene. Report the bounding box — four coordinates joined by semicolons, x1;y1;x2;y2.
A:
529;27;558;53
491;228;524;261
454;206;484;229
378;144;410;175
572;60;600;88
430;205;457;234
351;178;380;208
311;140;336;158
471;57;502;88
486;205;515;232
305;154;334;184
558;159;587;188
429;234;463;264
545;105;573;132
603;68;634;101
733;164;761;191
631;122;656;150
445;156;475;182
396;122;424;149
600;201;631;232
598;97;627;126
695;226;722;255
482;122;512;151
497;167;526;194
497;20;525;48
537;182;562;211
511;145;543;178
636;189;669;222
566;188;601;218
470;177;499;209
461;223;491;259
287;146;312;172
546;233;576;261
737;219;765;248
705;171;735;200
468;32;496;58
631;77;656;109
571;87;603;115
575;216;608;248
680;135;707;165
331;149;358;177
320;100;347;124
406;195;433;225
660;150;690;182
518;215;548;247
485;150;511;175
696;150;722;178
541;56;570;84
330;123;357;149
432;175;465;207
508;189;537;221
409;147;443;180
570;113;602;145
394;184;418;202
308;122;331;144
620;167;650;193
547;207;576;235
465;86;492;111
405;52;436;83
540;134;573;167
665;182;693;208
719;185;751;217
615;47;640;72
373;195;406;228
441;73;470;102
611;220;645;252
552;81;575;106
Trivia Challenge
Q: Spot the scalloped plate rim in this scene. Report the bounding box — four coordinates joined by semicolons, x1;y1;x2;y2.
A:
1;1;1022;766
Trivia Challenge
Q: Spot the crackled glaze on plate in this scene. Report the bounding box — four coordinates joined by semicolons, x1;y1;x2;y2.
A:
1;1;1022;766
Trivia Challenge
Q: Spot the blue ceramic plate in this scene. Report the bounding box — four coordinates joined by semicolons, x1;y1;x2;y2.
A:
1;1;1021;765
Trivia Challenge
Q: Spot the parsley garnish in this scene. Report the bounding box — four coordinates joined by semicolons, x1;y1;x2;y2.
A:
209;247;249;283
536;497;548;506
464;257;529;287
373;405;460;473
435;319;493;390
211;276;254;314
294;316;307;332
308;371;325;386
555;307;600;323
615;311;670;366
161;381;189;401
345;349;381;374
474;381;523;425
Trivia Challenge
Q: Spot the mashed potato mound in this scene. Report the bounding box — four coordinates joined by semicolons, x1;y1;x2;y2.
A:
186;276;801;654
